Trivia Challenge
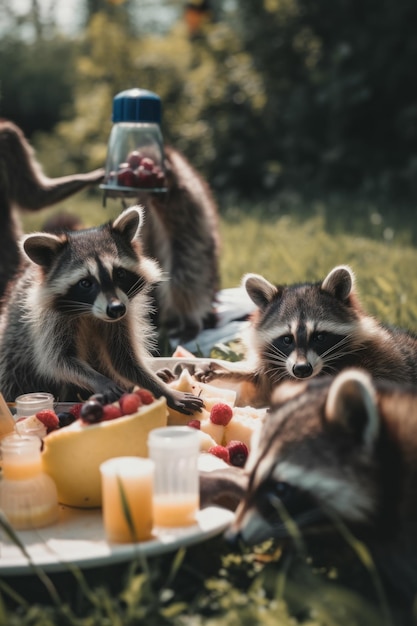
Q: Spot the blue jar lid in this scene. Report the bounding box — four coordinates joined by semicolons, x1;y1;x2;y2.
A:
112;88;161;123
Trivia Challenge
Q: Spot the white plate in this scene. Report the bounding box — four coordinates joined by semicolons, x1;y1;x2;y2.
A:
0;505;234;576
1;453;234;576
1;358;237;576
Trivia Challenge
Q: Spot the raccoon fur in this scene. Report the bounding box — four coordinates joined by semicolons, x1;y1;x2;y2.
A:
196;265;417;406
0;119;105;304
201;369;417;607
136;145;220;341
0;205;203;414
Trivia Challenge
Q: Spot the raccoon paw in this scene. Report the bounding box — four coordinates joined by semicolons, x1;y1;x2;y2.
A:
194;362;226;383
155;367;177;383
167;389;204;415
98;383;127;405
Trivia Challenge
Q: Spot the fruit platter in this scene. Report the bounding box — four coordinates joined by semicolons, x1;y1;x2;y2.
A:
0;358;266;574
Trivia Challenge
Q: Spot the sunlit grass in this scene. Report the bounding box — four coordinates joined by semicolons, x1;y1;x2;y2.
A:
20;188;417;334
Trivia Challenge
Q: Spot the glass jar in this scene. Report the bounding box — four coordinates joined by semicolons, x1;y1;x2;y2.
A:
15;392;54;419
101;88;167;200
0;434;59;529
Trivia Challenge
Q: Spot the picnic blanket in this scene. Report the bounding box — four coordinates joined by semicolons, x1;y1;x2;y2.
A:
169;287;257;357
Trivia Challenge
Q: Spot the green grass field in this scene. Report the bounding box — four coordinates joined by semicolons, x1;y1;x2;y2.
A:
21;188;417;332
8;189;416;626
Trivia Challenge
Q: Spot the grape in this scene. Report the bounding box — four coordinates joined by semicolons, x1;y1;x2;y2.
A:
80;400;103;424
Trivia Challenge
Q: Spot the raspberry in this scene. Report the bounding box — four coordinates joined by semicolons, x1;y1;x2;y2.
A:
119;393;142;415
208;445;230;464
68;403;83;419
35;409;60;433
187;419;201;429
226;440;249;467
135;389;155;405
209;403;233;426
102;404;123;421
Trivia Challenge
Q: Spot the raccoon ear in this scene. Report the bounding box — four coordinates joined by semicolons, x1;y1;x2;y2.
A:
112;205;143;241
325;369;379;449
22;233;65;267
243;273;279;309
321;265;354;301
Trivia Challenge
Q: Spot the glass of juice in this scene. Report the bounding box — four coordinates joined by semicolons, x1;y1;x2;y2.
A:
100;457;155;543
148;426;200;527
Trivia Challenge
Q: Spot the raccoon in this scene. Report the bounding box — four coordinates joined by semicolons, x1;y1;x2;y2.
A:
0;119;105;304
196;265;417;406
201;370;417;604
136;145;220;341
0;204;203;414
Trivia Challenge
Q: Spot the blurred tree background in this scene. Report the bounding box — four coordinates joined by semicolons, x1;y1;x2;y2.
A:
1;0;417;202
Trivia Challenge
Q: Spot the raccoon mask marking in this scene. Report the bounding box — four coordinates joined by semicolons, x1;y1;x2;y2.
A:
23;215;150;324
0;205;204;415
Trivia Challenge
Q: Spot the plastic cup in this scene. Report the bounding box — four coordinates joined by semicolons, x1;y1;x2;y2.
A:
148;426;200;527
100;457;155;543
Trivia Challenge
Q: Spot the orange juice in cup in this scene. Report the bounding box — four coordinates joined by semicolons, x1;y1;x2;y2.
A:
148;426;200;527
100;457;155;543
153;494;199;527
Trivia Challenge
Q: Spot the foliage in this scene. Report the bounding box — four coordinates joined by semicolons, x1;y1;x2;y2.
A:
235;0;417;198
0;35;76;136
3;1;417;201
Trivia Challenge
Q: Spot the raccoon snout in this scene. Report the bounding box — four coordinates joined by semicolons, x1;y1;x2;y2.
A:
106;300;127;320
292;362;313;379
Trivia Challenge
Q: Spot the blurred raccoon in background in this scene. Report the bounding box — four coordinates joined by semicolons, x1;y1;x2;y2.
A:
136;145;220;343
0;119;104;305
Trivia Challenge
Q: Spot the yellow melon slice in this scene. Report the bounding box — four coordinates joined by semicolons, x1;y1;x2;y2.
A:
42;398;167;508
224;407;264;449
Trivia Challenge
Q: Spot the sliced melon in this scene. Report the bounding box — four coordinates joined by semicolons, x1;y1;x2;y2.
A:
167;368;237;425
224;407;263;449
42;398;167;508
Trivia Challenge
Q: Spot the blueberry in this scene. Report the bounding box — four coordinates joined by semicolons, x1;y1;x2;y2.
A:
57;412;76;428
80;400;103;424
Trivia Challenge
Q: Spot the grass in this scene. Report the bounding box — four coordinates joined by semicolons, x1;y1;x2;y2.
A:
21;187;417;331
9;188;417;625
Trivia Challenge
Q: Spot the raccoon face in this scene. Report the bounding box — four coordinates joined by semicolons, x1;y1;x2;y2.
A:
227;370;381;546
22;206;161;322
243;266;365;383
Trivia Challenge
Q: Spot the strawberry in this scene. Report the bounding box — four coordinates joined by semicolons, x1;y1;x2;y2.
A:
135;389;155;405
210;403;233;426
208;445;230;464
187;419;201;429
36;409;60;433
68;403;83;419
119;393;142;415
117;168;136;187
226;440;249;467
102;404;123;421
